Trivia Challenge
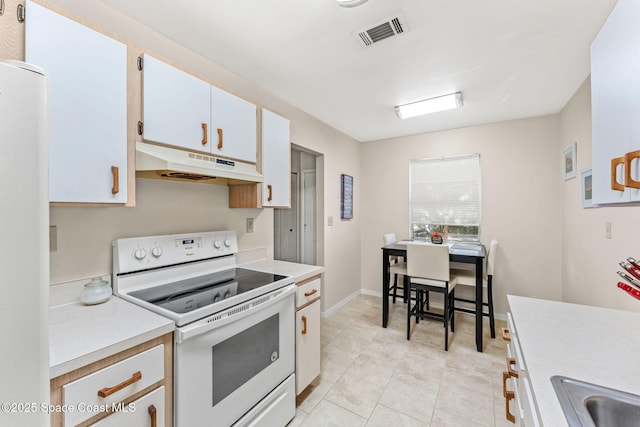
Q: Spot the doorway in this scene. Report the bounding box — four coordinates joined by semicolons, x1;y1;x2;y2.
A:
274;146;319;265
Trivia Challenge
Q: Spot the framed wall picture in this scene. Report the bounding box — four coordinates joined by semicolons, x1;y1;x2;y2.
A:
563;143;577;180
340;174;353;219
581;168;595;208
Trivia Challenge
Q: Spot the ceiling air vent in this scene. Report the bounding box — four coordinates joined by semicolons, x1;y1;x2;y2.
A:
354;14;408;48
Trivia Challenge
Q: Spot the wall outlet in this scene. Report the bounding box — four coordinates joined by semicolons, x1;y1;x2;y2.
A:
606;222;612;239
246;217;255;233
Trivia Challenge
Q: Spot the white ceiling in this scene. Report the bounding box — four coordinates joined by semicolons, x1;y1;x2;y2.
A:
97;0;617;142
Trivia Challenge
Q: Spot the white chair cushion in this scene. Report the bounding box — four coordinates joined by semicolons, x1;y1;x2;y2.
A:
450;268;488;288
411;276;457;290
390;261;407;275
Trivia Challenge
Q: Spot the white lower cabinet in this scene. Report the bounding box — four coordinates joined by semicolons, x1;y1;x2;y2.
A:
295;301;321;394
91;386;165;427
50;334;172;426
503;314;540;426
295;275;321;395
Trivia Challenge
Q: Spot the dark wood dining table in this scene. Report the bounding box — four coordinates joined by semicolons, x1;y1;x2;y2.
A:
382;240;487;352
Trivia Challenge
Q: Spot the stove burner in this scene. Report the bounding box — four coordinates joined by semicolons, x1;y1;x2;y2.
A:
157;281;238;314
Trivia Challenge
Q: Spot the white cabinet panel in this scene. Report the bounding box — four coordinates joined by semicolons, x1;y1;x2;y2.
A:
261;109;291;207
295;300;320;394
296;278;321;309
63;345;164;426
211;85;257;163
143;54;211;152
591;0;640;203
25;1;127;203
90;386;165;427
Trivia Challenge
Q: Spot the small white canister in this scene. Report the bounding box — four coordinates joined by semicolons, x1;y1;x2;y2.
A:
80;277;112;305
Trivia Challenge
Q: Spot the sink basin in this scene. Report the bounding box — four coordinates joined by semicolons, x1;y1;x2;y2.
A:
551;376;640;426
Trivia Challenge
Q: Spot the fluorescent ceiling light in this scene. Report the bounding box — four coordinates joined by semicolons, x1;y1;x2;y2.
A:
336;0;369;8
395;92;463;119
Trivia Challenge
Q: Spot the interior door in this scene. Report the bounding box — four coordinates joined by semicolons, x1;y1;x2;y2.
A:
302;170;317;265
274;172;298;262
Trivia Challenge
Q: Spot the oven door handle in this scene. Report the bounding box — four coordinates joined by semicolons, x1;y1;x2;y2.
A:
176;284;296;343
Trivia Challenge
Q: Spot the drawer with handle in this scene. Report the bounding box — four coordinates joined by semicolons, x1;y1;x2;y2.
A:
63;345;164;426
296;276;321;309
90;386;165;427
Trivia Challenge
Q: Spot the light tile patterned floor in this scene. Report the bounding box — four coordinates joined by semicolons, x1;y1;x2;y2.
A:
289;295;511;427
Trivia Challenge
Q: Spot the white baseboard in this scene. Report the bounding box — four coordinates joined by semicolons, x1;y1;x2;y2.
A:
321;289;362;317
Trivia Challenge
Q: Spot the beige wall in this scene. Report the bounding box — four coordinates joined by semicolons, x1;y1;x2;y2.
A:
360;116;564;316
560;78;640;312
5;0;362;312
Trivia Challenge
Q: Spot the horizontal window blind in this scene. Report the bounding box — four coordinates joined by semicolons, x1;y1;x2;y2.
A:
410;154;481;227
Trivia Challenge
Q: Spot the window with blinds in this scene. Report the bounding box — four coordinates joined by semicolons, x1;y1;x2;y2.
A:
410;154;481;241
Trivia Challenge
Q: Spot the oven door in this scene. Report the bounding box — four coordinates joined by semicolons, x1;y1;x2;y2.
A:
174;284;295;427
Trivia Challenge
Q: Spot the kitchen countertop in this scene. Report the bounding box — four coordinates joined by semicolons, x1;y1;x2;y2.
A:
507;295;640;426
49;260;320;379
240;259;324;282
49;296;174;378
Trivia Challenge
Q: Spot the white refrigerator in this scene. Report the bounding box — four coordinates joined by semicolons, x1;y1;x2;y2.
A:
0;60;50;426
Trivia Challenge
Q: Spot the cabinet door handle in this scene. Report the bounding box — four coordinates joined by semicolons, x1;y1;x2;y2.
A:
625;150;640;189
507;357;518;378
148;404;157;427
111;166;119;195
201;123;208;146
502;371;509;398
267;184;273;202
505;390;516;423
301;315;307;335
507;357;519;378
97;371;142;397
501;327;511;342
217;128;223;149
304;289;318;298
611;156;625;191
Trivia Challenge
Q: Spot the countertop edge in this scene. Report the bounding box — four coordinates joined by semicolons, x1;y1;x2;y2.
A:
50;323;174;378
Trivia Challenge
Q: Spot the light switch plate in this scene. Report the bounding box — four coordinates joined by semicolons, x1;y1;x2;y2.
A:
328;216;334;226
606;222;612;239
246;218;255;233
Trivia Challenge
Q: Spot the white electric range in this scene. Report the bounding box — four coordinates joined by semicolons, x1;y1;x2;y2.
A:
112;230;296;427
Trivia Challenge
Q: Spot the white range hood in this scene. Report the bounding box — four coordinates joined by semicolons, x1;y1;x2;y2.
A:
135;141;263;185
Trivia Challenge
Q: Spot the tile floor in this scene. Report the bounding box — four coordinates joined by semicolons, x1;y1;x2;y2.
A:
288;294;511;427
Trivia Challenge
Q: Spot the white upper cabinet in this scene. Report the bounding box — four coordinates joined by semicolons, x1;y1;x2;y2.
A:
211;85;257;163
25;1;127;204
261;109;291;207
591;0;640;204
143;55;258;163
142;54;211;152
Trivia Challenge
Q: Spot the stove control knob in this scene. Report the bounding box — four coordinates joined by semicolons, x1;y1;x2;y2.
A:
224;239;232;248
133;248;146;260
213;240;221;249
213;293;221;302
151;246;163;258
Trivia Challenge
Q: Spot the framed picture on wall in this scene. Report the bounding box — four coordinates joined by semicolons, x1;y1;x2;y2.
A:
581;168;595;208
563;143;577;180
340;174;353;219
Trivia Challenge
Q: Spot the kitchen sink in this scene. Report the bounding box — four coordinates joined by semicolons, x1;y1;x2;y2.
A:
551;375;640;427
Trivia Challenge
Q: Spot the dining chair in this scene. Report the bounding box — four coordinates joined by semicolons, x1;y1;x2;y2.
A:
451;239;498;338
406;242;458;351
383;233;408;303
